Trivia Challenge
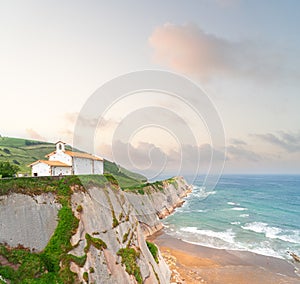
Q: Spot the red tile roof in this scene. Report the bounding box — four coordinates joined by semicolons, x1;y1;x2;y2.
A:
46;150;103;161
64;150;103;161
29;160;71;167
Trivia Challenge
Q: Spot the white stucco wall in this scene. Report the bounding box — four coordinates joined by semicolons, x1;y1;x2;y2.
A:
94;160;104;174
52;166;72;176
49;152;72;165
31;163;51;176
73;157;93;175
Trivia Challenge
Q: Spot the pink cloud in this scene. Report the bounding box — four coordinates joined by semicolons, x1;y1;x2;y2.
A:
149;23;282;81
25;128;46;141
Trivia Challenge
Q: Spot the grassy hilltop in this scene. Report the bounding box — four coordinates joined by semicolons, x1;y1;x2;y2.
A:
0;136;147;188
0;137;54;174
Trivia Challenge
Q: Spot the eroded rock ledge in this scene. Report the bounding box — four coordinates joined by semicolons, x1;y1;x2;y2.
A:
0;176;192;283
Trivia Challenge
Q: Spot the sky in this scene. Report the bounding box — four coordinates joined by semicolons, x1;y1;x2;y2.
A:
1;0;300;176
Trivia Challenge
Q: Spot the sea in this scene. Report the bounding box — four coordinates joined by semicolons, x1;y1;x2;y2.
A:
163;175;300;260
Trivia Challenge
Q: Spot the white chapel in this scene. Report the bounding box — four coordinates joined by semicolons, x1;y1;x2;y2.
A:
29;141;103;177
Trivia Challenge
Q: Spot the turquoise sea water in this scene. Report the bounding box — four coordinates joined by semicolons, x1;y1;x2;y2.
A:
163;175;300;260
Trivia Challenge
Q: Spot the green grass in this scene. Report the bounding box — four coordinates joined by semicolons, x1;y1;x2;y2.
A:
0;176;60;196
0;176;83;283
122;232;130;244
117;248;142;284
0;137;54;174
146;241;159;263
83;271;88;282
103;160;146;182
103;160;147;189
84;233;107;253
0;137;148;188
0;172;173;283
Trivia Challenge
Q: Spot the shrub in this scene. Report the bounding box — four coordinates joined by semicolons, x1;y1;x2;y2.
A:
83;271;88;282
0;161;19;178
122;232;129;243
3;148;11;154
84;233;107;253
13;159;20;165
112;216;119;228
117;248;142;284
146;241;159;263
76;204;83;212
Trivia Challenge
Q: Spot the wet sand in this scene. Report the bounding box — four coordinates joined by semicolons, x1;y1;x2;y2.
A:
149;231;300;284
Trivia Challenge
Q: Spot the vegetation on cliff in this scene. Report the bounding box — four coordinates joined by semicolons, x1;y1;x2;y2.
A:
0;176;80;283
117;248;143;284
0;176;110;283
0;173;172;283
0;139;185;283
146;241;159;263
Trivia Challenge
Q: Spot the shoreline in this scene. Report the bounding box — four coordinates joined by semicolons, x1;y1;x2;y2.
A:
148;230;300;284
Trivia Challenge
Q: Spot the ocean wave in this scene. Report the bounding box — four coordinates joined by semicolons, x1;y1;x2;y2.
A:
166;226;285;259
231;207;248;211
246;245;283;259
180;227;236;244
230;221;241;225
227;201;240;206
190;186;216;199
242;222;300;244
239;214;249;218
193;209;207;213
242;222;280;236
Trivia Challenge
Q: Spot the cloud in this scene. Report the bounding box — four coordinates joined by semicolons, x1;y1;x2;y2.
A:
97;140;225;177
255;131;300;152
149;23;283;81
227;145;261;162
64;112;115;129
60;112;118;147
25;128;46;141
229;138;247;145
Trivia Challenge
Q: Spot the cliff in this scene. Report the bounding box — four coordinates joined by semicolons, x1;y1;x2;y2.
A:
0;175;191;283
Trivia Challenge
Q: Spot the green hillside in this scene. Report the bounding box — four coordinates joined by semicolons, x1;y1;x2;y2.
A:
104;159;147;188
0;137;54;174
0;137;147;187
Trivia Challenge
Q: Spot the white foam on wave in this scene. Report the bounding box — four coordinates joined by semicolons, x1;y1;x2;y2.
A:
180;227;236;244
227;201;240;206
231;221;241;225
166;226;285;259
191;185;216;198
193;190;216;199
193;209;207;213
242;222;300;244
239;214;249;218
231;207;248;211
276;231;300;244
247;246;283;259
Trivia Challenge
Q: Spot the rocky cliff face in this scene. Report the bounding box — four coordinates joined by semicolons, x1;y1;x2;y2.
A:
0;176;191;283
0;192;61;251
125;177;192;237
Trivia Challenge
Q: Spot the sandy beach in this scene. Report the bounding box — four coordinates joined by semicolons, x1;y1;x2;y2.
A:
149;230;300;284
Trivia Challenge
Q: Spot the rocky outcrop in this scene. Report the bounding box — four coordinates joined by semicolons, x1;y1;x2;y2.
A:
125;176;192;237
0;193;61;251
0;176;191;283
